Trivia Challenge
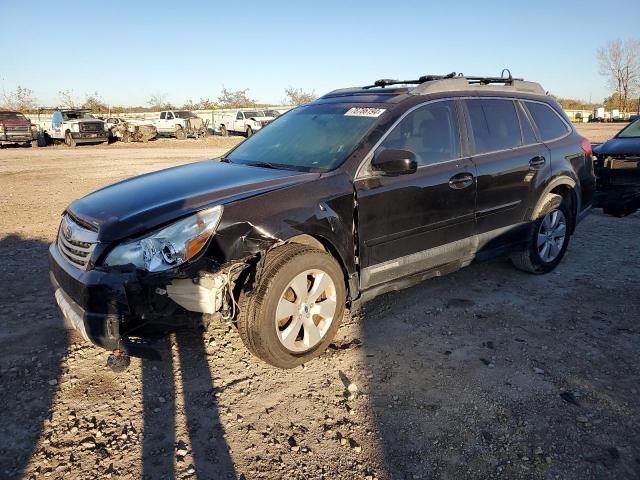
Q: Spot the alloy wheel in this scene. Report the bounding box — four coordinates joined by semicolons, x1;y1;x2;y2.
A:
537;209;566;263
275;269;337;353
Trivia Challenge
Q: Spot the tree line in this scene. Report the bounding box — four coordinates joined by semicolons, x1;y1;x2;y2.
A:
0;86;318;114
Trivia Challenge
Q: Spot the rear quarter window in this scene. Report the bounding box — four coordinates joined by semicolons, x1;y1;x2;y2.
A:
524;102;569;142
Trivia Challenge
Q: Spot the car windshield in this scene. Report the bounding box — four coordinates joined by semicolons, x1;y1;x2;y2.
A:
243;111;260;118
61;111;94;120
0;112;26;120
226;103;383;172
264;110;280;117
174;111;197;119
617;119;640;138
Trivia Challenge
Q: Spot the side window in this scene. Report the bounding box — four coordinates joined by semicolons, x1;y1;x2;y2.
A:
467;99;522;154
516;103;538;145
166;112;174;120
524;102;569;141
160;112;166;120
236;112;243;120
375;101;460;167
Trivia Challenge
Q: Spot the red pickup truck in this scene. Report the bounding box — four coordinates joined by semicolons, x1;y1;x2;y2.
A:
0;110;38;147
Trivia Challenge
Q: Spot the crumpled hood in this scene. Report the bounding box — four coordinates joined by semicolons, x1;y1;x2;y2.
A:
593;137;640;156
249;116;274;122
67;160;318;242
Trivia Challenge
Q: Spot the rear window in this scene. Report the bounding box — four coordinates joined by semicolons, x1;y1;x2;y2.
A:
524;102;569;141
467;99;522;154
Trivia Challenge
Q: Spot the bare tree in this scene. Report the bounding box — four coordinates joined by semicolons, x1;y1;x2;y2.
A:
1;85;37;111
83;91;108;113
58;89;77;109
597;39;640;113
217;88;256;108
283;86;317;106
148;92;173;110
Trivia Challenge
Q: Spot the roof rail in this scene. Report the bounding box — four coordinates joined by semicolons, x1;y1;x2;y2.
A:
361;70;546;96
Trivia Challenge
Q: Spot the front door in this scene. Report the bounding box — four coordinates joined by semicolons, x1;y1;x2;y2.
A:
355;100;477;290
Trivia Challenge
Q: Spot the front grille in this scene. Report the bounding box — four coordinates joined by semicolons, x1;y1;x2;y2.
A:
57;215;98;270
4;124;30;133
80;122;105;133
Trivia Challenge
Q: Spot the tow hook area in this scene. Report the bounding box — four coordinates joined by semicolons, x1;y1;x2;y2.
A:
106;349;131;373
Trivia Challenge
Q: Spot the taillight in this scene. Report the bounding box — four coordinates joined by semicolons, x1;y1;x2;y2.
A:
580;137;593;157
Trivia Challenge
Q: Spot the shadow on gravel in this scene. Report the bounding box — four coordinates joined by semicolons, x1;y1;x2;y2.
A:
142;329;236;480
0;235;68;480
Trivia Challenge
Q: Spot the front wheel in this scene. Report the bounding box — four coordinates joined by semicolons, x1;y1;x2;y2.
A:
245;126;253;137
511;194;571;274
175;127;186;140
237;244;346;368
64;132;76;148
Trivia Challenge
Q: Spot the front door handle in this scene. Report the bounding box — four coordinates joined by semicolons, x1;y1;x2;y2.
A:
448;172;474;190
529;155;546;169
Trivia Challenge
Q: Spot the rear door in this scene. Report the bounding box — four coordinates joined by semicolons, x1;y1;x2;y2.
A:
464;98;550;236
355;100;477;289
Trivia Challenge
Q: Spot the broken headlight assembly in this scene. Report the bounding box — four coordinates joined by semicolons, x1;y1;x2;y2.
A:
104;205;223;272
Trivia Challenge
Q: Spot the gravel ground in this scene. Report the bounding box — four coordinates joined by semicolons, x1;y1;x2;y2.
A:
0;128;638;480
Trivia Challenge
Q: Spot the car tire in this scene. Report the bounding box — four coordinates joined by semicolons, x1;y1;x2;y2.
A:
220;125;228;137
236;243;346;369
511;193;572;274
175;127;186;140
246;126;253;138
64;132;76;148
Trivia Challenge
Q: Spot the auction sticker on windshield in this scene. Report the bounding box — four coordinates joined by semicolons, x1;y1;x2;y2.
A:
344;107;386;117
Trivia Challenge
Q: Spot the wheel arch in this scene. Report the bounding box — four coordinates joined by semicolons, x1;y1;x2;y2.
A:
284;233;355;301
531;176;580;233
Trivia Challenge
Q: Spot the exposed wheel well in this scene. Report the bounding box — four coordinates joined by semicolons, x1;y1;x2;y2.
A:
549;184;578;233
285;234;352;300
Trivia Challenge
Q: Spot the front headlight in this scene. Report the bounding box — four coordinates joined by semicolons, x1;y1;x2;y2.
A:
71;124;80;132
104;205;223;272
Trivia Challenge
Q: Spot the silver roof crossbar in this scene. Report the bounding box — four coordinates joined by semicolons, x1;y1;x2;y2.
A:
323;71;547;98
410;77;546;96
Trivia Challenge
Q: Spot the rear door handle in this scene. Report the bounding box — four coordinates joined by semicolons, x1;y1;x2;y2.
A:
529;155;546;169
448;172;474;190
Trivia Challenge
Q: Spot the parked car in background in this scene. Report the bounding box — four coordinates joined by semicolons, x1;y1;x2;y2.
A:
103;117;158;143
215;109;275;137
49;72;596;370
263;109;281;118
47;109;107;147
593;118;640;216
152;110;208;139
0;110;38;147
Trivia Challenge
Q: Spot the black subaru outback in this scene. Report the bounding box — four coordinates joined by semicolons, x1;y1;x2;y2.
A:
50;72;596;369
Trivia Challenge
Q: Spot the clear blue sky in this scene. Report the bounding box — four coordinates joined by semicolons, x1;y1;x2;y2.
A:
1;0;638;107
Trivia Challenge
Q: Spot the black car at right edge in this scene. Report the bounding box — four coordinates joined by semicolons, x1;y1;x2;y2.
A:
49;72;596;369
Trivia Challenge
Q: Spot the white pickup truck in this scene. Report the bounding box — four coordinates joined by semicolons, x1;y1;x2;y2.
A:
48;109;108;147
215;110;276;137
152;110;208;139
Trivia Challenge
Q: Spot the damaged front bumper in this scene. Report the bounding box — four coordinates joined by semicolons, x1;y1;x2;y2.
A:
48;242;235;354
594;155;640;216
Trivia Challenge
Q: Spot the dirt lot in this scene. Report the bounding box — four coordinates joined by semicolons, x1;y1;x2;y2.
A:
575;122;626;143
1;128;639;480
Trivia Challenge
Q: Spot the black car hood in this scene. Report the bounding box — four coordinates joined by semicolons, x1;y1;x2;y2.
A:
593;137;640;156
67;160;318;242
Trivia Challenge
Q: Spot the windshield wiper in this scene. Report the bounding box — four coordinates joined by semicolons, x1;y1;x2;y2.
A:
248;161;278;169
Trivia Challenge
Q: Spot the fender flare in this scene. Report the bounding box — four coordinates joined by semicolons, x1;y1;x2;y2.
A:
530;176;580;221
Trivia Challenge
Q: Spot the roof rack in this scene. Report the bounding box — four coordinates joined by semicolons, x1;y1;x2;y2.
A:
360;70;546;96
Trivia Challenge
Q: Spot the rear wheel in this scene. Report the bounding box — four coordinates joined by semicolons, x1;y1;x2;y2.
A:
220;125;228;137
511;194;572;274
237;244;346;368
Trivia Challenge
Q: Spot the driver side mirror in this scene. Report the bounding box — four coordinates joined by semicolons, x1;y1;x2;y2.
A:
371;149;417;176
